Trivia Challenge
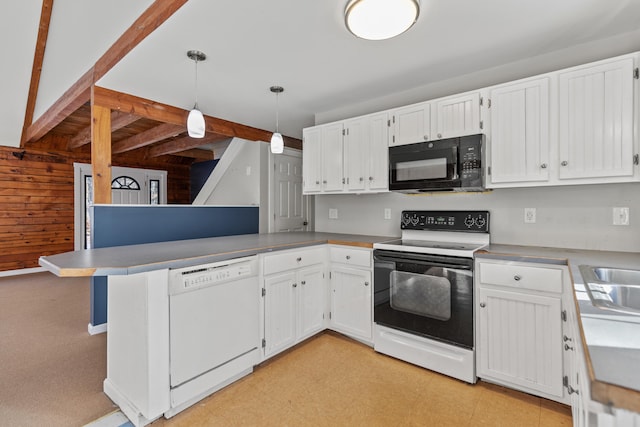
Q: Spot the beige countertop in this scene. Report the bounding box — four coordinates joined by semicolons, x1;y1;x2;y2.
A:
478;244;640;413
38;232;395;277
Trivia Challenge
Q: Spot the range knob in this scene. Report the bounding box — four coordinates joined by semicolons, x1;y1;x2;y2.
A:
464;216;475;228
410;215;419;226
476;217;486;228
401;214;411;226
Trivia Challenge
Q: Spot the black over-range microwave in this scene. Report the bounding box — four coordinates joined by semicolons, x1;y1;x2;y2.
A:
388;134;485;193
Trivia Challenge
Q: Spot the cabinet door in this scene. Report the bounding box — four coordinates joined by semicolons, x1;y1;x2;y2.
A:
367;112;389;191
435;92;482;139
302;127;322;193
330;267;372;341
389;102;431;146
297;265;326;340
477;287;563;397
321;123;345;192
558;57;634;180
489;78;550;185
343;117;367;192
264;272;297;357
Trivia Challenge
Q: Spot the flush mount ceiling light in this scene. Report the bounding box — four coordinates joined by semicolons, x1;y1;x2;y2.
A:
270;86;284;154
187;50;206;138
345;0;420;41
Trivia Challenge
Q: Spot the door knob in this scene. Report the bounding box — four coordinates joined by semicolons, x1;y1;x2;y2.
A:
346;255;351;260
480;302;486;308
540;163;547;169
296;257;302;262
293;283;297;288
514;275;521;281
364;282;369;286
561;161;568;166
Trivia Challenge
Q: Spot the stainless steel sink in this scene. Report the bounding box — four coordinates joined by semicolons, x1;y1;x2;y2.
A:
579;265;640;315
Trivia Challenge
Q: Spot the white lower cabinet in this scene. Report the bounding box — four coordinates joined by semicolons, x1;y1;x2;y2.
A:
262;249;326;359
329;246;373;343
475;258;566;402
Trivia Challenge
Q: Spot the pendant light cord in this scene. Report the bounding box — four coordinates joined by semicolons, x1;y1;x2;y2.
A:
193;57;199;109
275;91;279;133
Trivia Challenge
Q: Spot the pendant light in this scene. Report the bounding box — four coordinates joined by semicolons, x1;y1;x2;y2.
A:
187;50;206;138
270;86;284;154
345;0;420;41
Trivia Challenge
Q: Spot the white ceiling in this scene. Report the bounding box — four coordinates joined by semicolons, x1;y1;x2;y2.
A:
3;0;640;148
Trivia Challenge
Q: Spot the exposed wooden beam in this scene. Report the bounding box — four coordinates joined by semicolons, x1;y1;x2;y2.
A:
91;101;112;204
68;111;140;149
112;123;184;154
93;86;303;148
24;68;94;144
171;149;215;161
20;0;54;146
24;0;189;145
147;133;228;158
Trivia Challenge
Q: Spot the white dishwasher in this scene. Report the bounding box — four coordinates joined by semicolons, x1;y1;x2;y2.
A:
167;255;260;413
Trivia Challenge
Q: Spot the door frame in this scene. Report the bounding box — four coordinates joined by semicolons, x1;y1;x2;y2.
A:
73;163;168;250
267;148;314;233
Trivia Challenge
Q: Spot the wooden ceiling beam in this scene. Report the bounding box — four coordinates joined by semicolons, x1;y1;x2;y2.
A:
68;111;140;149
23;0;189;145
171;149;215;161
93;86;303;148
147;133;228;158
112;122;184;154
20;0;54;146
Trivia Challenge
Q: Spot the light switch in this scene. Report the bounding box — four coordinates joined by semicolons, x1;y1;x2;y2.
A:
384;208;391;220
524;208;536;224
613;207;629;225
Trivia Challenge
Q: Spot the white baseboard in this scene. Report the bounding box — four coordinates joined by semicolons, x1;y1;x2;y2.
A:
0;267;46;278
88;322;108;335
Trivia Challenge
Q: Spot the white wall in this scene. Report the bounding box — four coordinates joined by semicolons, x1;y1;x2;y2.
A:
314;183;640;253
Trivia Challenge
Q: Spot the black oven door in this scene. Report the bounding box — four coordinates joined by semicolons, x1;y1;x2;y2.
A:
389;138;460;191
373;249;474;349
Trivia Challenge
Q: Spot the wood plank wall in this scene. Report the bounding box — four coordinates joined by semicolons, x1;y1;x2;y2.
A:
0;141;191;271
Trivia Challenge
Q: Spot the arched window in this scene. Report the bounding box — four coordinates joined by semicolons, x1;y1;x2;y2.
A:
111;176;141;190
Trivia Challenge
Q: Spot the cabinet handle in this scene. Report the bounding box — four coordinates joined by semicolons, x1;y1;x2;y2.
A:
359;177;364;182
513;275;521;281
364;281;369;286
369;176;373;181
315;180;320;185
561;161;568;166
479;302;486;308
292;283;297;288
564;343;574;351
301;281;306;285
323;180;327;184
346;255;351;260
342;178;345;184
423;135;429;141
437;133;442;139
563;335;573;342
540;163;547;169
296;257;302;262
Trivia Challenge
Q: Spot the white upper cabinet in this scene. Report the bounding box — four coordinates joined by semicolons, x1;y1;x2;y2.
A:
302;127;322;193
488;77;551;186
303;112;389;195
321;123;345;192
434;92;483;139
388;101;431;146
558;56;635;181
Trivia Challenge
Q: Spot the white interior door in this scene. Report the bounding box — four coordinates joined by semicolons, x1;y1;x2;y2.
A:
73;163;167;249
270;149;312;232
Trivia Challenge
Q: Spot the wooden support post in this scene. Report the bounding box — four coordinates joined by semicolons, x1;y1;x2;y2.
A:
91;102;112;204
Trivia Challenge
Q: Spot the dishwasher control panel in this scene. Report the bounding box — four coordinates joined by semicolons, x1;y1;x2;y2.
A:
169;256;258;295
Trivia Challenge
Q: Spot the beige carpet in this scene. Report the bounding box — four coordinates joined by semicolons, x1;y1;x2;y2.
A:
0;272;116;426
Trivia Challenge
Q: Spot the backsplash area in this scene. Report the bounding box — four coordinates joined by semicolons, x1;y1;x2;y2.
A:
314;182;640;253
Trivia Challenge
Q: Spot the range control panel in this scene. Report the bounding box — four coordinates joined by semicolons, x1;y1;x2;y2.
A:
401;210;490;233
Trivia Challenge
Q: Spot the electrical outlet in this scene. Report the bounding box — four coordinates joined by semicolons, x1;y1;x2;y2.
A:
524;208;536;224
329;208;338;219
613;207;629;225
384;208;391;220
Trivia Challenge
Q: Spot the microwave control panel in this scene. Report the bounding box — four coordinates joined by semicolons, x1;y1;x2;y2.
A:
459;136;482;184
401;210;490;233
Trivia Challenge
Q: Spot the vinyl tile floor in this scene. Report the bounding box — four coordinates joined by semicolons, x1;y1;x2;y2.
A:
149;331;572;427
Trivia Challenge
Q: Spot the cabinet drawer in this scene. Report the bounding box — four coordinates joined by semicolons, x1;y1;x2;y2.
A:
263;247;325;275
329;246;371;268
478;262;562;293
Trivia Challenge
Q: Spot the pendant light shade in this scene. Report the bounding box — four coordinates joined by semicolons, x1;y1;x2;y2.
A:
345;0;420;41
187;106;205;138
270;86;285;154
270;132;284;154
186;50;206;139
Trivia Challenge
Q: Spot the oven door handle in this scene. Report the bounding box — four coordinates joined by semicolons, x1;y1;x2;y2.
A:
374;253;472;270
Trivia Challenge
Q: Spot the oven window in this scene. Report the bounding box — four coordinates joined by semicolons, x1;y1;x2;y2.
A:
396;158;448;181
390;270;451;320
